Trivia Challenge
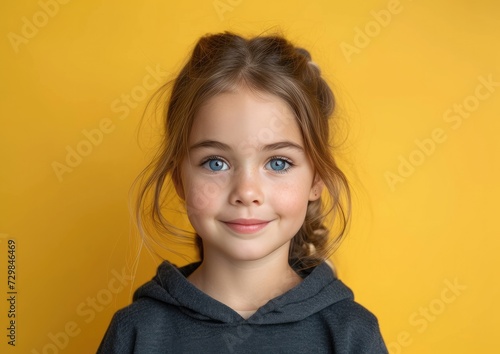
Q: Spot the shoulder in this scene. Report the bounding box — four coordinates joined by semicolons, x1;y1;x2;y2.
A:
97;298;176;353
108;296;176;330
326;296;380;326
321;297;388;353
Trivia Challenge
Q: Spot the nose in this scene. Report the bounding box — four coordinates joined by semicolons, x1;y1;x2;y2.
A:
229;168;264;206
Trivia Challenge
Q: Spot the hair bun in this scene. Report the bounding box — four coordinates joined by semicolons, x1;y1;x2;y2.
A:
296;47;321;74
295;47;312;61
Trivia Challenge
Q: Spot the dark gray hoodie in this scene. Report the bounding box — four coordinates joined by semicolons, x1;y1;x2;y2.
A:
97;261;388;353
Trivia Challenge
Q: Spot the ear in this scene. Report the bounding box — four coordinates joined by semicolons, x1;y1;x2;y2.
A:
308;174;324;201
172;168;185;200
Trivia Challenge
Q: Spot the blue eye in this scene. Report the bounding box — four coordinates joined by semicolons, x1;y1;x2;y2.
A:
201;157;229;172
266;158;292;173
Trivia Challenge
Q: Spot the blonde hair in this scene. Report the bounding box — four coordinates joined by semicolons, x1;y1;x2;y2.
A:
133;31;351;270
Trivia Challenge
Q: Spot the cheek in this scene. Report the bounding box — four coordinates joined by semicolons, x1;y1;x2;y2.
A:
271;180;310;217
184;176;228;214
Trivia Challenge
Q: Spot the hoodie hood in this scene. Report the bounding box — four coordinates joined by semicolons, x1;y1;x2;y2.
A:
133;260;354;325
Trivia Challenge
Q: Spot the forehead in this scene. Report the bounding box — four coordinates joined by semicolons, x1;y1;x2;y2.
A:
190;86;303;147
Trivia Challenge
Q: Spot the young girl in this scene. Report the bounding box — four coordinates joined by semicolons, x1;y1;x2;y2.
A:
98;31;388;353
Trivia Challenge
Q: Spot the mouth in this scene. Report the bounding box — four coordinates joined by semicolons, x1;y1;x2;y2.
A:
222;219;271;234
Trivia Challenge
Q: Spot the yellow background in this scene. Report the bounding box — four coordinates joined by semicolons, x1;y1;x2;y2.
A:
1;0;499;352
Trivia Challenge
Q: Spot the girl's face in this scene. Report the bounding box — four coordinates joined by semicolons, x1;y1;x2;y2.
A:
175;85;323;264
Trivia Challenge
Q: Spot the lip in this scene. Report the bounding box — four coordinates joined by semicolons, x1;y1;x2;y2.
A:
222;219;271;234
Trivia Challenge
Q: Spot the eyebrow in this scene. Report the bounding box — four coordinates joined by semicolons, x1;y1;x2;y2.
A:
188;140;304;153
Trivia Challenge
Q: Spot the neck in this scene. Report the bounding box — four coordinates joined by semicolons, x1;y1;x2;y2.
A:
187;249;302;319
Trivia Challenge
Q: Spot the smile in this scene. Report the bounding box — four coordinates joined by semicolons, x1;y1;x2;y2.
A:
222;219;271;234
